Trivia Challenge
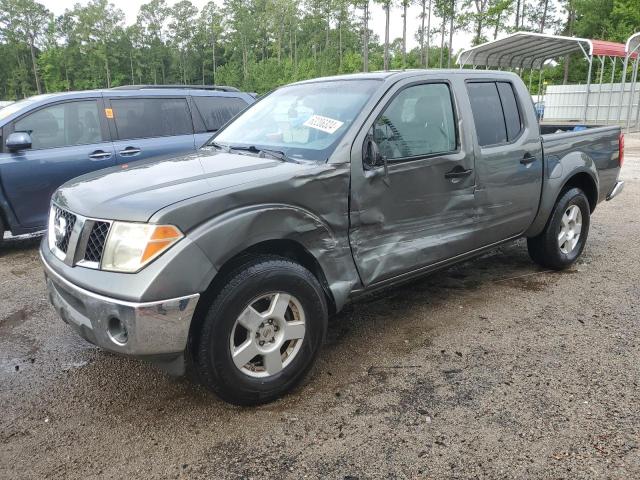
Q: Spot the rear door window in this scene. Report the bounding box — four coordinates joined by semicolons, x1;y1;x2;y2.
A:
467;82;507;147
110;97;193;140
13;100;103;149
192;96;247;132
497;82;523;141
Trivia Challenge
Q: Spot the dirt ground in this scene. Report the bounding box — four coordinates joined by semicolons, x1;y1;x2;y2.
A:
1;136;639;480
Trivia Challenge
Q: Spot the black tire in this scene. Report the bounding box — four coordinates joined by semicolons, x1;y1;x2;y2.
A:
194;256;328;405
527;187;590;270
0;215;4;248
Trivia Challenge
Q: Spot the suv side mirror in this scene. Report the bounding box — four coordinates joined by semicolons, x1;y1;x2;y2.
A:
6;132;32;151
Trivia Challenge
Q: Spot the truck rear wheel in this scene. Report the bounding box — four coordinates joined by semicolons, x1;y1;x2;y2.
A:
527;187;590;270
194;256;328;405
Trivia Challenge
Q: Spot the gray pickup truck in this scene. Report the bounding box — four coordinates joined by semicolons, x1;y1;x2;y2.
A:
40;70;624;405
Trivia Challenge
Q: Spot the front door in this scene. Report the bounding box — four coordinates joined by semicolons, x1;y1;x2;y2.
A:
0;98;114;229
105;96;196;164
349;79;477;287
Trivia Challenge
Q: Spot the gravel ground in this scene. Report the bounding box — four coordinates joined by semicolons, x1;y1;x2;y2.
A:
1;136;639;480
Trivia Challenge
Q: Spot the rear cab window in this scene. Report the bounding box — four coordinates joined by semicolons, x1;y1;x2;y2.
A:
466;81;523;147
109;97;193;140
192;96;248;132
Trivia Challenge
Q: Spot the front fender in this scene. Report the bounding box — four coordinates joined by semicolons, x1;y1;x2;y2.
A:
525;150;599;237
188;203;361;310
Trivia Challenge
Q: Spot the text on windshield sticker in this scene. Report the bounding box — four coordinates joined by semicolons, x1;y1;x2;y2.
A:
303;114;344;134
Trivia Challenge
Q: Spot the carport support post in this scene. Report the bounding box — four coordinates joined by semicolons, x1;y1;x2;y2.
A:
528;68;533;93
537;68;544;104
595;56;605;124
605;57;617;125
636;79;640;131
618;55;629;126
627;58;639;130
583;54;593;122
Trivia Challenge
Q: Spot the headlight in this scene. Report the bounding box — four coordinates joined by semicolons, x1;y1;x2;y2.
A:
101;222;183;273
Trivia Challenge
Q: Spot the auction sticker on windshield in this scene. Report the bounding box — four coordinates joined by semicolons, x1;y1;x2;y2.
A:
303;114;344;134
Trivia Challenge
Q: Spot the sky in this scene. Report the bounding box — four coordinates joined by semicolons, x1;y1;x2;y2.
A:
41;0;477;52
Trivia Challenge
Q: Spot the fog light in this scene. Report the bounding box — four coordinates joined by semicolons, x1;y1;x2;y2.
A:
107;317;128;345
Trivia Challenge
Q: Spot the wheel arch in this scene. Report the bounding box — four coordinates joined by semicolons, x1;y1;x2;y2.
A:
187;238;338;361
559;171;598;213
526;158;599;238
186;204;361;347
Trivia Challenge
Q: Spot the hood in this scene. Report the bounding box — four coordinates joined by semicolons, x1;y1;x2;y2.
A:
54;148;312;222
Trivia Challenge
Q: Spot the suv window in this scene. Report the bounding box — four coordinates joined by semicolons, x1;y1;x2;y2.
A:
497;82;523;141
13;100;103;149
192;96;247;132
373;83;456;160
110;97;193;140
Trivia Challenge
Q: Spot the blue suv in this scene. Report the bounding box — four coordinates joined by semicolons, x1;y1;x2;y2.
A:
0;85;254;241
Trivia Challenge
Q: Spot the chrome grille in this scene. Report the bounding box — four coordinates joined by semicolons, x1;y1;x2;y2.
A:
53;207;77;253
84;221;111;263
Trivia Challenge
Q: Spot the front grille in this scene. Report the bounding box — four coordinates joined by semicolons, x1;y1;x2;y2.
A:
53;207;77;253
84;221;111;263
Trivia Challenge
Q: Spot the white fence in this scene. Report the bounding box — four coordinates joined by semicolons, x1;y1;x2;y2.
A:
544;83;640;127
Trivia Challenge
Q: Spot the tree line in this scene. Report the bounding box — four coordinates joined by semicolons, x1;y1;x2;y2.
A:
0;0;638;100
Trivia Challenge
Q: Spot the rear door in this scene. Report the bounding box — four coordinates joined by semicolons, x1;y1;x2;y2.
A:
466;80;543;246
0;97;114;229
105;95;196;163
349;78;477;286
190;94;250;148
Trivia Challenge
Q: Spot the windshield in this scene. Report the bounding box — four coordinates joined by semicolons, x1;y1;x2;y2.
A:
212;79;381;161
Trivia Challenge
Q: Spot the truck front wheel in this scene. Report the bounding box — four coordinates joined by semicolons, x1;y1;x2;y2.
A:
194;256;328;405
527;187;591;270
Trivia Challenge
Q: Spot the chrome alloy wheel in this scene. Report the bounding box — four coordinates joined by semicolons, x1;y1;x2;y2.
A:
558;205;582;254
229;293;306;378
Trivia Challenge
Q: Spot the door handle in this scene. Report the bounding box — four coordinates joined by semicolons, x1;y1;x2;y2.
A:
118;147;141;156
444;167;473;180
88;150;112;160
521;153;537;165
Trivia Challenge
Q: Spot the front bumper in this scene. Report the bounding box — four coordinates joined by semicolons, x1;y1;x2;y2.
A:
606;180;624;201
42;251;199;358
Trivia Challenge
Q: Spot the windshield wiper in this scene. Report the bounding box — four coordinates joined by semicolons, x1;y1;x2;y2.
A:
228;145;299;163
209;141;231;152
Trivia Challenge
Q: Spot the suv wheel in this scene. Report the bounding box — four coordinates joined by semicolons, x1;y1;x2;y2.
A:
194;256;328;405
527;187;591;270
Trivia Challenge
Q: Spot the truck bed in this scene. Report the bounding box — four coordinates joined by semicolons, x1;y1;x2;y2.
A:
540;124;621;204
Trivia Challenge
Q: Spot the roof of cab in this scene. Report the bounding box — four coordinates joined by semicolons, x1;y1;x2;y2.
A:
289;69;519;86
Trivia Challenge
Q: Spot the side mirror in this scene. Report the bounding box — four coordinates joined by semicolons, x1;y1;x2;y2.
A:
363;132;390;185
6;132;32;151
363;133;383;169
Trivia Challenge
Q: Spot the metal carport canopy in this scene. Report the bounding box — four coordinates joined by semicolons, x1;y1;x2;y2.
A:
457;32;628;69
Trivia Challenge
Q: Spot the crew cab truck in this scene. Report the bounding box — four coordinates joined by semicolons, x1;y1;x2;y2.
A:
40;71;624;405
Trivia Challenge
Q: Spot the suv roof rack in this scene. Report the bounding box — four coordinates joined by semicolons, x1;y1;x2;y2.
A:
110;84;240;92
